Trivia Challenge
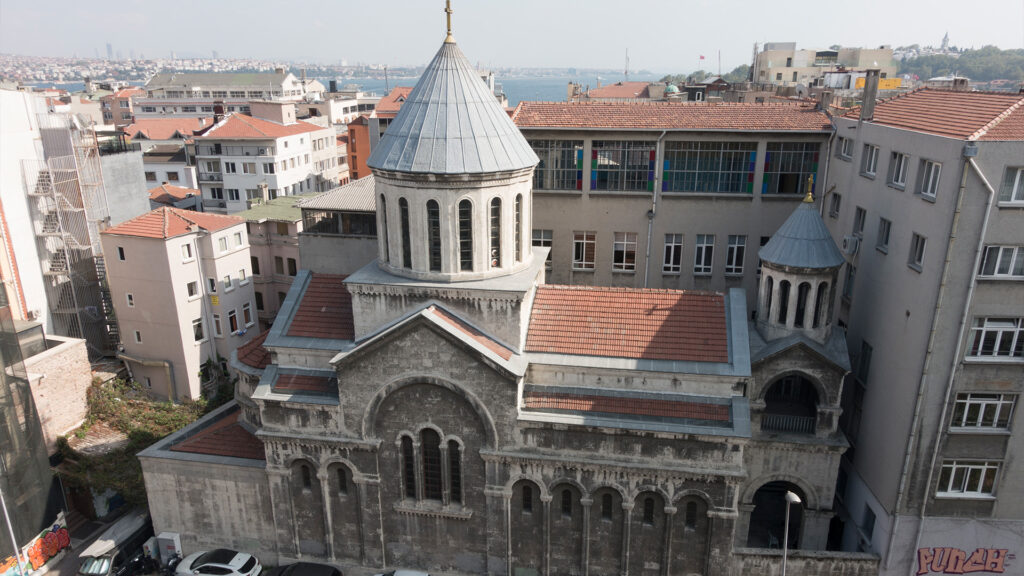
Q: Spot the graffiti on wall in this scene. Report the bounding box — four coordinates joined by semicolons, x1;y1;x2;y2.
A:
0;513;71;576
917;547;1014;575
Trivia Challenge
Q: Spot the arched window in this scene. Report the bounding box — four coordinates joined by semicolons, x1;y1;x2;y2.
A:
561;489;572;517
601;493;613;520
643;497;655;525
777;280;791;324
795;282;811;328
522;485;533;513
448;440;462;504
300;464;312;489
427;200;441;272
685;501;697;529
459;200;473;272
421;429;442;501
764;276;774;319
337;467;348;495
401;436;415;499
399;197;411;268
489;198;501;268
514;194;523;263
380;195;389;263
813;282;828;328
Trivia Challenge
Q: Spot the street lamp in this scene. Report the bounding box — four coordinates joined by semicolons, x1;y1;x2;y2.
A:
781;490;801;576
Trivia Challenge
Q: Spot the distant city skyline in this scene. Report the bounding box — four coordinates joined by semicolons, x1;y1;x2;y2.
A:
2;0;1023;72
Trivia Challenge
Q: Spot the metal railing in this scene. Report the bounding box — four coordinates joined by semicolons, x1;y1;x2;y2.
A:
195;145;276;157
198;172;223;182
761;413;816;434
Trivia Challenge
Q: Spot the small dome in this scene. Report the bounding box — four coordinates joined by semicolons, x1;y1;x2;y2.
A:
665;84;680;93
759;202;844;269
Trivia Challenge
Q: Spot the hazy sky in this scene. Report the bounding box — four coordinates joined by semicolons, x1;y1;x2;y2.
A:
2;0;1023;72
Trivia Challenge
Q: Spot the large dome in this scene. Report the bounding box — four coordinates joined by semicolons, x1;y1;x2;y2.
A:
759;201;845;269
367;40;538;175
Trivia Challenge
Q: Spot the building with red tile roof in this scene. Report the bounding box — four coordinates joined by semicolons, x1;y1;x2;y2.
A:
147;183;200;210
842;88;1024;140
102;206;241;239
123;117;212;143
374;86;414;118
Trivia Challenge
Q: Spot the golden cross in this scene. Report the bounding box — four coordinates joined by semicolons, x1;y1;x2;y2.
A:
804;175;815;203
445;0;454;43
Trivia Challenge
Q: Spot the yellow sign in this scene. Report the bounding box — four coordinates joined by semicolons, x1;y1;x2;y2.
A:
855;77;902;90
210;295;220;306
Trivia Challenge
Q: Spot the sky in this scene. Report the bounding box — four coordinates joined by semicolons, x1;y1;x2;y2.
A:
2;0;1023;73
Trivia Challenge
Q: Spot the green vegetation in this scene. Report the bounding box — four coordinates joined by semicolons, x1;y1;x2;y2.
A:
660;64;750;86
898;46;1024;83
57;377;232;506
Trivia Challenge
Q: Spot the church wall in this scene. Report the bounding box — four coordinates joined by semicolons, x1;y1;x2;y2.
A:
525;363;744;398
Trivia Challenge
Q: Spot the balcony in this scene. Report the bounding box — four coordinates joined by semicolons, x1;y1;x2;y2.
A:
196;145;275;157
761;413;816;434
760;375;818;435
198;172;223;182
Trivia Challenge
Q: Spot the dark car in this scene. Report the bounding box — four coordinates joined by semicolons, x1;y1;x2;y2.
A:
266;562;342;576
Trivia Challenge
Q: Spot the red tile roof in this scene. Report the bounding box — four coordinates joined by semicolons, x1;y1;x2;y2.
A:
843;88;1024;140
101;206;242;239
113;87;145;99
124;117;212;140
429;306;513;360
526;286;729;363
198;113;326;139
148;183;199;205
586;81;652;99
512;101;832;132
286;274;354;340
236;330;271;370
523;390;730;422
170;411;265;460
375;86;414;116
273;373;337;394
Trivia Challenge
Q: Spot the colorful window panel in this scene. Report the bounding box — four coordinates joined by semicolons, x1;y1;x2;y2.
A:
662;142;757;193
591;141;656;192
530;140;584;191
762;142;820;195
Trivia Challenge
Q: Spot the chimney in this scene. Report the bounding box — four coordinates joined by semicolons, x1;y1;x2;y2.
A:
818;90;834;111
952;77;969;92
274;67;285;74
860;69;880;122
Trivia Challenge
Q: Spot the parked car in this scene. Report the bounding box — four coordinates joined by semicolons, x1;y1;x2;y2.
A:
77;509;154;576
175;549;260;576
373;571;430;576
267;561;342;576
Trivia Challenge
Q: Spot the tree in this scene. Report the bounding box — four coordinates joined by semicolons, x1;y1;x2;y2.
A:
723;64;750;83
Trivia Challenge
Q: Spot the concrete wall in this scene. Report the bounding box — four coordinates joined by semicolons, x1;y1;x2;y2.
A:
100;150;151;226
732;548;879;576
24;335;91;452
298;234;377;276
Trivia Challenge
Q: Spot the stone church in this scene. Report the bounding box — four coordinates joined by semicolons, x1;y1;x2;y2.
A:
140;15;856;576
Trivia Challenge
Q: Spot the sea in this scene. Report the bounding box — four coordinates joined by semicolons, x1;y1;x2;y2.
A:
28;73;662;106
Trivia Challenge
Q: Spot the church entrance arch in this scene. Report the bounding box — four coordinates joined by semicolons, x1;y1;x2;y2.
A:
746;481;805;549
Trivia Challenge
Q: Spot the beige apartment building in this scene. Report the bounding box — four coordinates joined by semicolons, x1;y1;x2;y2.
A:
512;100;833;309
753;42;897;87
194;102;343;214
101;207;257;400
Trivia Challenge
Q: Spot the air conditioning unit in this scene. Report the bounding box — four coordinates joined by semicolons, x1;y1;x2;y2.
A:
258;148;267;155
217;201;226;208
842;235;860;255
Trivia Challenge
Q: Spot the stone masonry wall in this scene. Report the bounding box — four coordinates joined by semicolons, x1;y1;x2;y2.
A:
24;336;91;453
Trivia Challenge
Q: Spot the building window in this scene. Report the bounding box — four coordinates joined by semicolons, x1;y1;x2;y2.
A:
591;140;656;192
612;232;637;272
601;493;613;520
952;393;1016;429
233;232;242;246
814;282;829;328
223;275;233;292
861;144;879;177
227;189;240;202
380;195;390;263
213;314;222;337
489;198;501;268
794;282;811;327
228;310;238;333
763;142;818;195
399;198;412;268
663;141;757;194
888;152;910;188
968;317;1023;359
852;207;866;237
287;258;297;276
401;436;416;499
663;234;683;273
274;256;284;275
937;460;999;497
238;269;247;284
218;237;228;252
126;293;135;307
514;194;523;263
187;281;198;298
145;171;156;182
263;162;275;174
918;160;941;198
337;468;348;495
242;162;256;174
242;303;253;326
837;137;853;160
208;277;217;293
254;292;264;311
694;234;714;275
300;464;312;490
530;140;583;190
251;256;260;276
726;235;745;275
522;485;533;513
909;232;926;271
448;440;462;504
192;318;204;342
829;193;842;219
685;501;698;529
561;489;572;517
427;200;441;272
458;200;473;272
224;162;237;174
642;497;655;525
134;330;142;343
862;506;876;541
117;246;126;261
877;218;892;253
166;172;179;182
777;280;790;323
979;246;1024;278
532;229;552;271
421;429;442;501
999;167;1024;202
572;231;596;270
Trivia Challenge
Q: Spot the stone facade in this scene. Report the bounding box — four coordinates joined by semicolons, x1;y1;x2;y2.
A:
24;335;91;452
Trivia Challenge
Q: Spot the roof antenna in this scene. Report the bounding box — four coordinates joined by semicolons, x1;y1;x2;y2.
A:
444;0;455;43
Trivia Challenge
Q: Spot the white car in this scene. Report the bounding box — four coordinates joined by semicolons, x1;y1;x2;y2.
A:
176;549;261;576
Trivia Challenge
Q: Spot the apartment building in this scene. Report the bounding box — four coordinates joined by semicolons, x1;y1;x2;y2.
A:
143;145;197;188
193;102;343;214
753;42;897;87
100;208;257;400
100;87;145;127
825;83;1024;574
511;100;833;309
135;70;325;119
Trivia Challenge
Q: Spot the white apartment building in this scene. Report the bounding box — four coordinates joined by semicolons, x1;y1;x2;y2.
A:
193;102;343;214
101;207;257;400
135;70;325;119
